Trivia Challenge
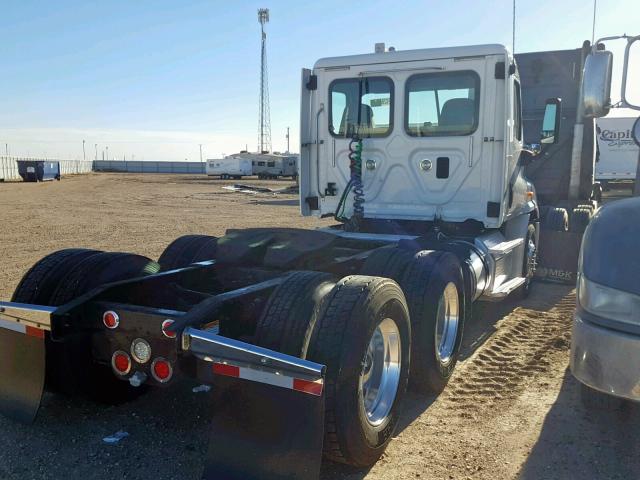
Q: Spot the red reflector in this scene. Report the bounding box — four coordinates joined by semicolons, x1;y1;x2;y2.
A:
212;363;240;378
293;378;323;396
112;351;131;375
103;311;119;329
161;319;176;339
25;326;45;339
151;358;173;383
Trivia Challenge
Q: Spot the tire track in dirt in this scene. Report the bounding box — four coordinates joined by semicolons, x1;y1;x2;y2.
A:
445;292;575;415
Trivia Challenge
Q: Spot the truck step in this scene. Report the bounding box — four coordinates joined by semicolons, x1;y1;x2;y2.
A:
483;276;526;301
487;238;524;257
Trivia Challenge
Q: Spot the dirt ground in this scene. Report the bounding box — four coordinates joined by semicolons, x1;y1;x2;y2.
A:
0;173;637;480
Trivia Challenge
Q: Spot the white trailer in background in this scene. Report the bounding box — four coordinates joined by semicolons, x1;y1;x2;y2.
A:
206;156;252;179
596;116;638;186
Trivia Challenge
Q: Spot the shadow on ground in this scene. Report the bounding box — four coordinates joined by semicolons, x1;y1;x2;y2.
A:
251;199;299;206
518;369;640;480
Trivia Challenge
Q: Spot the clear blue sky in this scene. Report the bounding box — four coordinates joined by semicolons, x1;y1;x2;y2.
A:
0;0;638;160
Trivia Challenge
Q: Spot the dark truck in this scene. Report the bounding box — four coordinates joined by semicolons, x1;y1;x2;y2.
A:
517;41;600;283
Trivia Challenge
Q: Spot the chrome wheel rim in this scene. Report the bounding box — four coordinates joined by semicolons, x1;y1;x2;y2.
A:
359;317;402;427
434;282;459;366
525;236;537;279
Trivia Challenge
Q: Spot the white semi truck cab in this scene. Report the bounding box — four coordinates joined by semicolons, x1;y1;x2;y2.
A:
300;44;541;230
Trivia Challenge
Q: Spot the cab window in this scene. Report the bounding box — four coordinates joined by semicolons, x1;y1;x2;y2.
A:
329;77;393;138
405;71;480;136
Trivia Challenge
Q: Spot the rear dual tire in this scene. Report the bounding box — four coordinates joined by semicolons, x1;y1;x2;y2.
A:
12;249;160;403
362;248;466;394
254;273;411;468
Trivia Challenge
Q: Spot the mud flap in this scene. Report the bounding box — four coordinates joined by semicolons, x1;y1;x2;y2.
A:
203;374;325;480
536;230;583;284
183;327;326;480
0;325;46;424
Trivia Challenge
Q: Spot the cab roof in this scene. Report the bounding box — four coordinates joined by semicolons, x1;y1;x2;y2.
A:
314;44;508;69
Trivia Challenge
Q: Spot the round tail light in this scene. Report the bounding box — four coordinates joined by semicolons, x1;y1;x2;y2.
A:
151;358;173;383
162;319;176;339
112;351;131;375
103;311;119;329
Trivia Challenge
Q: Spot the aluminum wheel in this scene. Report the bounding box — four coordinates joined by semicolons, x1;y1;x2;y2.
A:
434;282;460;366
525;235;537;279
359;317;402;426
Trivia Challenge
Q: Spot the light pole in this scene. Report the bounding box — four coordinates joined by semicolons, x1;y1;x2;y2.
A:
199;144;203;162
106;146;109;161
82;140;86;162
94;144;98;161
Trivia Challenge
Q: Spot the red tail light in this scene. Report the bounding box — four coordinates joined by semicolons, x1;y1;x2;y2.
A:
103;311;119;329
112;351;131;375
151;357;173;383
161;319;176;339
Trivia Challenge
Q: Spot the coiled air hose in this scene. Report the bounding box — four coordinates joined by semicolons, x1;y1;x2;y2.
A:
335;136;364;229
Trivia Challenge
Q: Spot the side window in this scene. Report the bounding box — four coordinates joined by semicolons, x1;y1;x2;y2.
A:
267;161;275;167
513;80;522;141
329;77;393;138
405;71;480;136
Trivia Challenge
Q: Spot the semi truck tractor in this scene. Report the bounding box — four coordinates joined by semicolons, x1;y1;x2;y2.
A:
0;39;623;480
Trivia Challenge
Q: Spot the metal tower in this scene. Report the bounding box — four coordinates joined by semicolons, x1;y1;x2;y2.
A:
257;8;271;153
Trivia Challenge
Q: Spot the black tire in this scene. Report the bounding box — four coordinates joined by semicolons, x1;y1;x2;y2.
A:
50;252;159;306
401;251;465;394
541;207;569;232
517;223;537;299
11;249;102;304
360;246;416;281
47;252;159;402
158;234;217;271
253;271;335;357
569;207;592;233
307;276;411;467
580;383;625;411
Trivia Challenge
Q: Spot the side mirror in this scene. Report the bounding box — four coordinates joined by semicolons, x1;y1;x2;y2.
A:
582;50;613;118
622;36;640;110
541;98;561;145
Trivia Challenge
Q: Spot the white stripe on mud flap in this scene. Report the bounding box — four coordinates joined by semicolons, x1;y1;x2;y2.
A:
0;318;26;334
212;362;324;396
0;319;45;338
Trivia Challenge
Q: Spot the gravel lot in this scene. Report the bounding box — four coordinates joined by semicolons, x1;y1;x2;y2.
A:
0;173;637;480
